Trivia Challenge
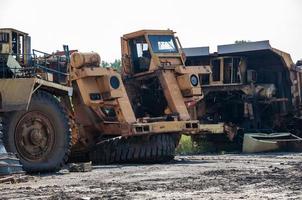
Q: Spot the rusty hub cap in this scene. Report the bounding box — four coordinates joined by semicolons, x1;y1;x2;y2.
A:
15;111;55;162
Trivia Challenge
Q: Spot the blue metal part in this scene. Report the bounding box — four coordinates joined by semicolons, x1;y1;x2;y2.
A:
0;144;6;154
0;131;6;154
34;64;69;76
0;139;23;175
0;154;23;175
32;49;69;83
0;142;6;154
0;128;23;175
63;45;70;63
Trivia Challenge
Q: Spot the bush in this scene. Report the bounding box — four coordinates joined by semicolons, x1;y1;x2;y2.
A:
176;135;198;155
176;134;240;155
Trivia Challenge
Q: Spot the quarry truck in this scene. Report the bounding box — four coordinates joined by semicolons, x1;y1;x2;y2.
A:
0;28;199;172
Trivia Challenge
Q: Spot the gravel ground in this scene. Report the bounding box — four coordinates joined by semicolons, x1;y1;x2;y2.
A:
0;153;301;200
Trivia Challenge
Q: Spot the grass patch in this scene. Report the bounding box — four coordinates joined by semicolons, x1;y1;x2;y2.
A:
176;134;241;155
176;135;198;155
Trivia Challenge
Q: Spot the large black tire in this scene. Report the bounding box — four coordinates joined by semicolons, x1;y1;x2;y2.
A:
90;133;181;165
2;91;72;173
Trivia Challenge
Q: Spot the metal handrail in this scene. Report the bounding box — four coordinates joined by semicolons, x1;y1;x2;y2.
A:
0;51;70;84
34;64;69;76
32;49;52;56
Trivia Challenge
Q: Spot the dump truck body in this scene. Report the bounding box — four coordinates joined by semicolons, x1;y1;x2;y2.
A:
184;41;302;147
242;133;302;153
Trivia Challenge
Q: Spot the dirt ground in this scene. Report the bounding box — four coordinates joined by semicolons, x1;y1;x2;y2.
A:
0;153;301;200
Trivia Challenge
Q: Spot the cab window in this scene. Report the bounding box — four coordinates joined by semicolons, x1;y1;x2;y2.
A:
148;35;178;53
0;33;9;43
129;37;151;73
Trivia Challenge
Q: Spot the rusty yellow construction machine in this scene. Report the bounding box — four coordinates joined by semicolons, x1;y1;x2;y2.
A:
120;29;302;152
120;30;235;140
0;28;199;172
121;30;208;124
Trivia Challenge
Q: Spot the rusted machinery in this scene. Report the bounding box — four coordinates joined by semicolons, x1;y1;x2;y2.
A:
184;41;302;148
68;52;198;164
121;30;209;124
242;133;302;153
0;28;198;172
120;29;302;151
120;30;236;142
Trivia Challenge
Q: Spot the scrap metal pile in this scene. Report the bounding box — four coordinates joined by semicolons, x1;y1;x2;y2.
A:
0;28;301;175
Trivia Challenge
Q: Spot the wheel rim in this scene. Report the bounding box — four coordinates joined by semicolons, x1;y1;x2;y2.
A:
15;111;55;162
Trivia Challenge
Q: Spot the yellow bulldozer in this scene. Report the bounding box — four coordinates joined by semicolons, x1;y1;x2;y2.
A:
0;28;199;172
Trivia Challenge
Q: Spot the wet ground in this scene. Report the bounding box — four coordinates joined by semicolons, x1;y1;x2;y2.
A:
0;153;301;200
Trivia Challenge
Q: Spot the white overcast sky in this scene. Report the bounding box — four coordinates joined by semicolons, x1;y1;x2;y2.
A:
1;0;301;62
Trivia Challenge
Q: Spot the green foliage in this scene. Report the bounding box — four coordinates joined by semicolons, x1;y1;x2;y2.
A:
176;135;217;154
111;59;121;71
101;61;110;67
101;59;121;72
176;135;199;155
176;134;240;155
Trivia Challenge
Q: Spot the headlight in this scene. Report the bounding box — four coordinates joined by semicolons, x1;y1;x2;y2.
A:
110;76;120;89
190;74;199;87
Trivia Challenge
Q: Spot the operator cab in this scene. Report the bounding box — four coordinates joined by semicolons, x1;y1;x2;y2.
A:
122;30;185;76
0;28;31;66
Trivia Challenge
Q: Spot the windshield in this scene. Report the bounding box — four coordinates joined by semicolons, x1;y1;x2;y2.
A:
148;35;178;53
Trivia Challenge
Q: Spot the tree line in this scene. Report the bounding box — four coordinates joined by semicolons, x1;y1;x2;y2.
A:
101;59;121;72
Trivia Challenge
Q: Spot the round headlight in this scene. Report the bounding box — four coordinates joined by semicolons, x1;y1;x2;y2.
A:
110;76;120;89
190;74;199;87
